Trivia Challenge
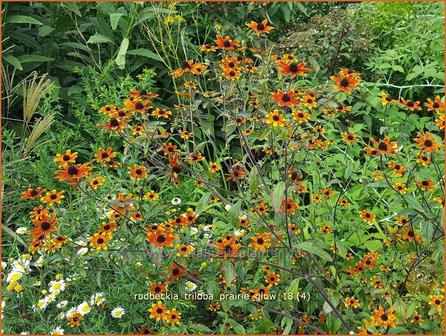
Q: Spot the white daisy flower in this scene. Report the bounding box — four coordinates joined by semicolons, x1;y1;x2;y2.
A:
111;307;125;318
50;327;64;335
77;247;89;256
35;255;45;267
16;227;28;234
7;271;23;283
65;308;76;318
44;293;57;303
171;197;182;205
90;293;105;306
76;301;91;316
49;280;66;294
224;204;232;211
75;240;87;247
56;300;68;309
185;281;197;292
35;299;48;310
234;229;245;236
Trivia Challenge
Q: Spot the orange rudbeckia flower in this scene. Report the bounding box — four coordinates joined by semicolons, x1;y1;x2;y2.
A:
246;19;274;35
330;74;361;94
276;60;311;77
272;89;300;107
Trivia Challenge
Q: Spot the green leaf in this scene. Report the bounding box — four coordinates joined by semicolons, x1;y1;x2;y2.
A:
228;319;245;334
296;241;332;261
281;316;294;335
284;278;301;299
222;260;235;287
127;48;162;62
16;55;54;63
87;33;113;44
38;25;55;37
271;181;286;213
392;65;404;73
195;192;211;215
110;13;125;30
364;240;383;252
6;15;43;25
115;37;129;69
3;55;23;70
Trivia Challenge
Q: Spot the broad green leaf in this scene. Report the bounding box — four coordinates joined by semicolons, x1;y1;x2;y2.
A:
222;260;235;287
127;48;161;62
281;316;294;335
364;240;383;252
16;55;54;63
87;33;113;44
296;241;332;261
115;37;129;69
110;13;125;30
195;192;211;215
284;278;301;299
392;65;404;73
3;55;23;70
38;25;55;37
271;181;286;213
6;15;43;25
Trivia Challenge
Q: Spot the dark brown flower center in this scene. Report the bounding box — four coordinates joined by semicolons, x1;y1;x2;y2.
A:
157;235;166;243
378;142;388;151
223;40;231;48
63;155;71;161
67;166;79;176
31;190;38;196
257;238;264;244
422;180;428;186
282;93;291;102
381;314;388;321
289;62;298;73
340;78;350;87
424;140;433;147
41;221;51;230
97;238;104;244
257;23;265;30
181;61;191;69
433;102;440;108
156;308;163;314
135;102;144;110
109;118;119;127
